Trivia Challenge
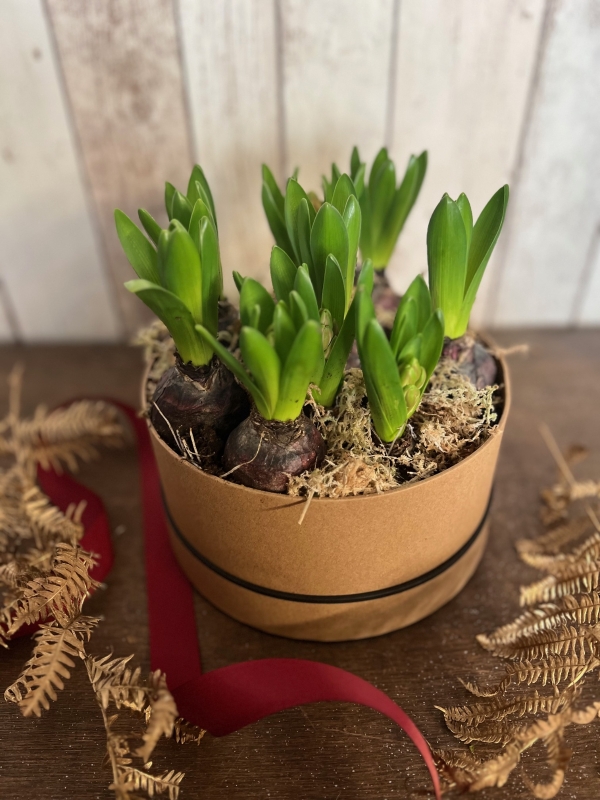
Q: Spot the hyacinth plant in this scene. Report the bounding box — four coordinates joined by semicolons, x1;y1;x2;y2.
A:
196;275;326;492
114;165;248;456
427;185;509;388
261;169;361;407
356;263;444;443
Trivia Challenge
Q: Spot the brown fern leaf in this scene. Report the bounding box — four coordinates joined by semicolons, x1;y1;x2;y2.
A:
479;603;568;648
15;401;124;472
117;768;184;800
481;594;600;652
4;616;98;716
480;624;597;661
173;718;205;745
22;485;85;547
517;517;592;557
439;687;577;727
433;748;483;793
522;730;572;800
136;671;178;763
521;562;600;606
523;532;600;576
444;716;524;745
463;654;599;697
468;742;523;791
6;543;98;634
85;653;143;710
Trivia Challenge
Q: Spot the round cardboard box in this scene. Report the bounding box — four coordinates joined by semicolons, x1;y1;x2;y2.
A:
148;354;510;641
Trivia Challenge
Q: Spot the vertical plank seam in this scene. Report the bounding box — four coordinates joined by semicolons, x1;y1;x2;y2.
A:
570;222;600;325
172;0;199;164
274;0;288;180
385;0;401;149
0;280;22;342
483;0;556;328
41;0;126;340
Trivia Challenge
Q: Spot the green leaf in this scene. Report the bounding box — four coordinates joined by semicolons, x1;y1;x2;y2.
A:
262;164;285;214
270;246;297;302
294;264;321;322
458;185;509;334
165;182;176;220
343;195;361;309
164;221;203;321
187;165;217;228
188;197;215;251
114;210;160;285
358;190;374;263
360;318;407;443
171;190;193;229
390;295;418;360
399;274;431;331
370;160;396;244
262;183;295;259
456;193;473;256
126;280;211;366
314;295;356;407
355;260;376;343
368;148;389;194
289;290;309;331
198;217;221;335
350;146;361;178
239;278;275;334
310;202;348;308
240;327;280;418
419;310;445;380
137;209;162;245
331;173;356;215
196;324;269;417
376;151;427;266
273;320;324;421
285;179;315;264
232;270;245;293
427;194;468;339
297;199;315;286
273;301;297;365
321;255;346;332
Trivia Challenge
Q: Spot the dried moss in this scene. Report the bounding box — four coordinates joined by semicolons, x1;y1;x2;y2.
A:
288;359;500;499
132;321;175;407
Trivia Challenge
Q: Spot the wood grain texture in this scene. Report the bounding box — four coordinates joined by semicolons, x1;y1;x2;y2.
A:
1;332;600;798
177;0;281;298
388;0;545;328
281;0;394;194
493;0;600;326
45;0;194;333
0;1;120;341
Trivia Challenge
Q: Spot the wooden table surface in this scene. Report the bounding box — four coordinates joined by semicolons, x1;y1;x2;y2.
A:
0;330;599;800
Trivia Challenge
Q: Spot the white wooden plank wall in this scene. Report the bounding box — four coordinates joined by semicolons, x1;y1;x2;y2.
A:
388;0;546;329
493;0;600;326
280;0;394;191
0;0;598;340
0;0;120;341
177;0;281;299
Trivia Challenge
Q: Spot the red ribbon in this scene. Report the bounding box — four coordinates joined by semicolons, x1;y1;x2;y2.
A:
37;402;441;799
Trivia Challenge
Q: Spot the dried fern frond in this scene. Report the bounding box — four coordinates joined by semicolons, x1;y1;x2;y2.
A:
173;718;205;745
444;716;524;745
479;624;598;661
521;561;600;606
5;543;98;636
22;485;85;548
136;671;177;762
117;767;184;800
517;517;592;557
15;401;124;472
439;686;578;728
5;616;98;716
462;654;599;697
